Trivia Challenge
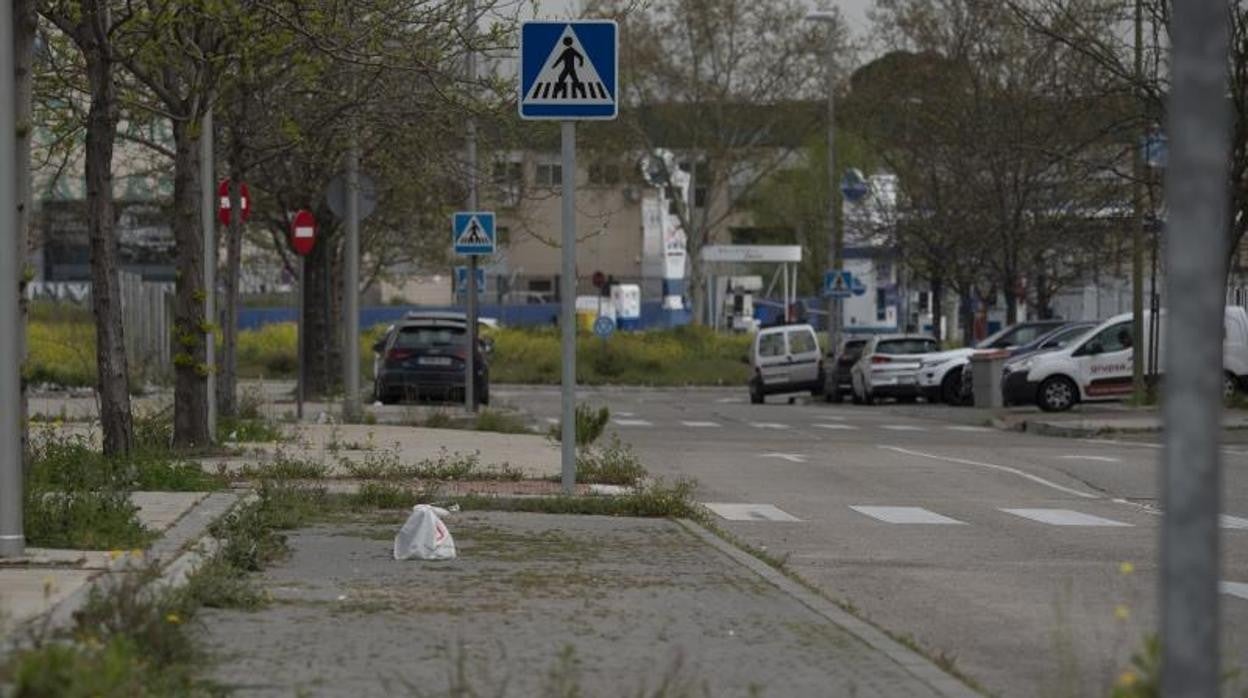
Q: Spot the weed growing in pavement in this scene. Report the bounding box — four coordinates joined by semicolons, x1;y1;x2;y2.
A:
238;448;330;480
453;478;698;518
347;482;435;510
341;447;524;482
575;433;647;486
423;410;454;429
473;408;532;434
218;415;286;444
546;403;610;446
23;488;153;550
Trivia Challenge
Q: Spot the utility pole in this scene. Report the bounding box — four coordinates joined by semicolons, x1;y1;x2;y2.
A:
1161;0;1231;693
200;108;216;441
464;0;479;414
343;132;361;422
1130;0;1145;400
806;12;840;354
560;120;576;495
0;0;24;558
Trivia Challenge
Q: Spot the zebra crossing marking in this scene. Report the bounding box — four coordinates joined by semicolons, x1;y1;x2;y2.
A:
612;419;653;427
703;503;802;522
850;506;967;525
1000;508;1132;527
681;421;720;428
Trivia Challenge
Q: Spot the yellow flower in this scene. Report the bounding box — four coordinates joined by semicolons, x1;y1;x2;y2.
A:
165;613;181;625
1118;670;1137;687
1120;561;1135;575
108;549;123;561
42;576;57;596
1114;604;1131;621
130;549;143;560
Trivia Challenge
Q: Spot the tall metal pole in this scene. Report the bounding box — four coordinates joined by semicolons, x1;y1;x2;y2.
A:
464;0;478;414
343;133;361;421
200;108;216;440
560;121;577;494
297;255;304;421
1161;0;1231;692
807;14;840;355
1130;0;1146;400
0;0;24;558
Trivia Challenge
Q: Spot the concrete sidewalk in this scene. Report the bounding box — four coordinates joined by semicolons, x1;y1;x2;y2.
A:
198;511;974;698
0;491;219;638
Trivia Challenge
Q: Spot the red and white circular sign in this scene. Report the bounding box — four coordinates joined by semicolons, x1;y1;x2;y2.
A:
289;209;317;256
217;179;252;225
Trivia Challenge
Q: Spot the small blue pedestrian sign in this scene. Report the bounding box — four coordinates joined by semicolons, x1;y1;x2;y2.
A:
824;270;854;299
454;266;486;295
453;212;495;256
519;21;618;120
593;315;615;339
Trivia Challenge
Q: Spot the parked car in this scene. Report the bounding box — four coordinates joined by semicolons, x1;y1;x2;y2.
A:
371;313;496;382
850;334;940;405
747;323;823;404
916;320;1068;405
822;337;869;403
373;311;491;405
962;321;1099;402
1006;307;1248;412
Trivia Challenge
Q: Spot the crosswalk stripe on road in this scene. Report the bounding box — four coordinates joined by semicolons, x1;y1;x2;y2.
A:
1000;508;1132;527
814;423;860;430
681;421;721;428
613;419;653;427
704;503;802;522
945;425;991;432
850;506;966;525
881;425;927;432
749;422;790;430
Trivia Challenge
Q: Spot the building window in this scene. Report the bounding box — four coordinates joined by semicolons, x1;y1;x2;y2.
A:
492;161;522;186
589;162;621;186
535;163;563;187
876;289;887;322
918;291;929;312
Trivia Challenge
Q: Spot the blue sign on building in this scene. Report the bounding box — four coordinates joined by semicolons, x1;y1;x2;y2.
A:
452;212;495;256
519;21;618;120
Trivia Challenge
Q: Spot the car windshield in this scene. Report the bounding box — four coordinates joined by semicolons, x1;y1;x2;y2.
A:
976;323;1062;349
394;325;465;349
1041;324;1095;349
876;338;939;355
842;340;867;359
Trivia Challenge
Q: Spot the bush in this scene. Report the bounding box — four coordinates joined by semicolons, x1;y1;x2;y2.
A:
547;403;611;447
236;322;298;377
26;316;97;388
576;434;648;486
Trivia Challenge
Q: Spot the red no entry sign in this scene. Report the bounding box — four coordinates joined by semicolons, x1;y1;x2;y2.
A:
289;210;317;256
217;179;252;225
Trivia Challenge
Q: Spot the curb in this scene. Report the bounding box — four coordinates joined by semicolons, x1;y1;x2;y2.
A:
1;490;243;659
676;519;982;698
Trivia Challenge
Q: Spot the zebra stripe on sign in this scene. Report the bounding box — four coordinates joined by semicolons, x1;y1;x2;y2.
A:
703;503;802;522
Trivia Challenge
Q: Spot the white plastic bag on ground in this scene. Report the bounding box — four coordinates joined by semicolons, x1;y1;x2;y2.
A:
393;504;457;561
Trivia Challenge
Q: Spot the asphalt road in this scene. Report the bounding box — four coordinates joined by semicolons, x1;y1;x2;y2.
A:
493;384;1248;697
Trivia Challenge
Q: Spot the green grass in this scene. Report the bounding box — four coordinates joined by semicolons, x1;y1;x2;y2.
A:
575;434;648;486
473;409;532;434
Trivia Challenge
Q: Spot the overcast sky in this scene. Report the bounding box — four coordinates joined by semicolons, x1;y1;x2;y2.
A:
534;0;877;42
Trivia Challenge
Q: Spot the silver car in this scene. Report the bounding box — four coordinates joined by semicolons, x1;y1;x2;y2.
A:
747;323;823;404
850;334;940;405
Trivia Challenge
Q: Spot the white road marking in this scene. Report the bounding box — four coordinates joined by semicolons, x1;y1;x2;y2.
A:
615;411;636;418
750;422;790;430
1000;508;1132;527
814;415;847;421
681;420;721;428
1221;581;1248;601
945;425;991;433
703;503;802;522
716;397;745;404
881;425;927;432
544;417;559;424
1222;515;1248;530
1059;455;1123;463
613;419;653;427
759;452;808;463
880;445;1101;499
814;423;860;430
850;506;967;525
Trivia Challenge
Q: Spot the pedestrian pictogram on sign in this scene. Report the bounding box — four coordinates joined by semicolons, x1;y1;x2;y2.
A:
452;212;496;256
519;21;618;120
825;270;854;299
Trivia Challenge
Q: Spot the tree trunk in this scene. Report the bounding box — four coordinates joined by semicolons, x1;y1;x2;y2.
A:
218;174;243;417
171;118;210;448
302;235;342;398
1003;271;1019;325
687;247;704;325
959;290;974;346
82;15;133;456
930;276;944;343
15;0;34;470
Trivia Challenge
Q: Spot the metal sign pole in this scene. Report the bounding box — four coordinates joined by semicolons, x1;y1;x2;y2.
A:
1161;0;1231;692
297;255;305;421
343;135;360;421
0;0;24;558
201;108;216;440
560;120;577;494
464;0;478;414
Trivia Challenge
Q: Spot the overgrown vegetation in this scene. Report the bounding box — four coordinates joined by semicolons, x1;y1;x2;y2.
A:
575;434;647;486
453;478;698;518
339;447;525;482
548;403;611;447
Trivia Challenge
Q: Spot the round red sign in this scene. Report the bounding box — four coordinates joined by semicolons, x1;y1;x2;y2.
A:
289;210;317;256
217;179;252;225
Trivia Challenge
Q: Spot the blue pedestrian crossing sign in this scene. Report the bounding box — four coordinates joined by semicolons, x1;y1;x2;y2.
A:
452;212;495;256
519;21;618;120
824;270;854;299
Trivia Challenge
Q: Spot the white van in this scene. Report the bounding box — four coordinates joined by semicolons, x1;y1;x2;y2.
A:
748;323;823;404
1004;307;1248;411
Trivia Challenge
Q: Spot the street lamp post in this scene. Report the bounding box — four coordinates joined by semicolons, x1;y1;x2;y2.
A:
806;12;841;358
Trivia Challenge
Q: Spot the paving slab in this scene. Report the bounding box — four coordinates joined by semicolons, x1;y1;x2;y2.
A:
198;511;963;698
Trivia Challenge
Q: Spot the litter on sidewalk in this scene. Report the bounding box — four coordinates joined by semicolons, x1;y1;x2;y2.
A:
393;504;457;561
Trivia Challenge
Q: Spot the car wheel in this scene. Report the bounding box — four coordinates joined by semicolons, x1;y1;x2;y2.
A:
862;386;876;406
1226;372;1240;400
749;378;765;405
1038;376;1078;412
941;369;964;406
829;385;844;404
478;382;490;407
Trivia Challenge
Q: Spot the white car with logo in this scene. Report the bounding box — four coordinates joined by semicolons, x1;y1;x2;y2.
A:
1004;307;1248;411
850;334;940;405
916;321;1068;404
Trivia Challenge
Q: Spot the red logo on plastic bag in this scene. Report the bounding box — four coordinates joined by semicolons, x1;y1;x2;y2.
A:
434;520;448;543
